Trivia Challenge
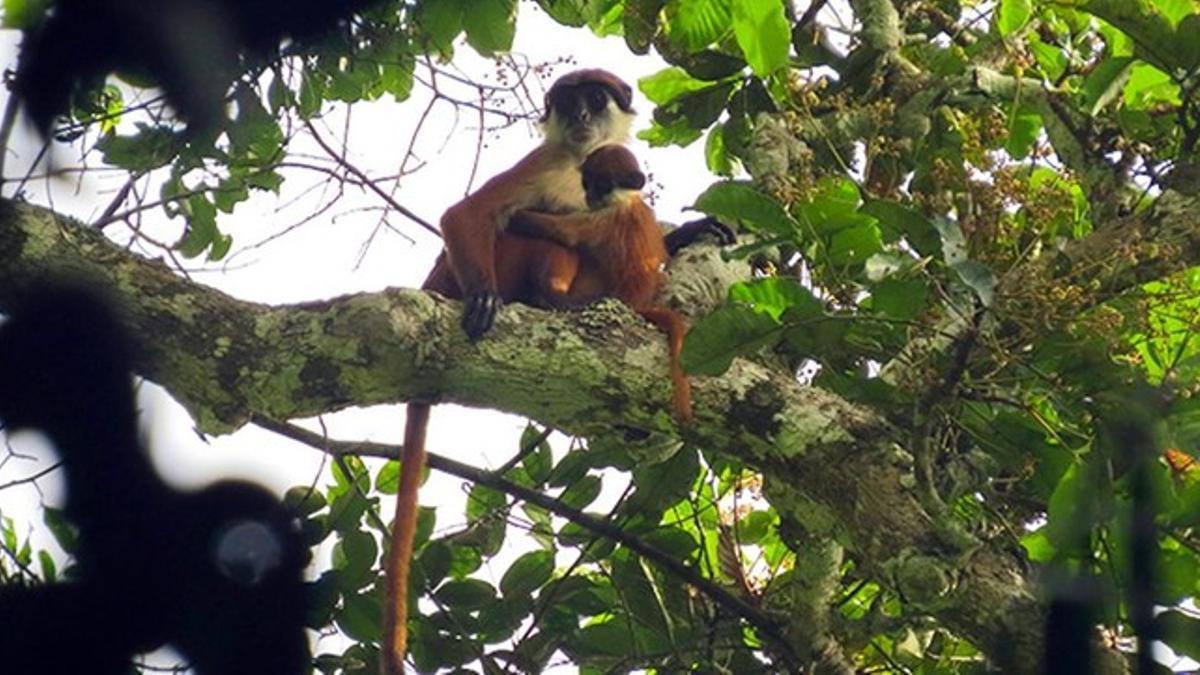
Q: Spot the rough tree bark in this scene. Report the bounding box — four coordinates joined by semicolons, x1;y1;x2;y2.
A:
2;193;1179;673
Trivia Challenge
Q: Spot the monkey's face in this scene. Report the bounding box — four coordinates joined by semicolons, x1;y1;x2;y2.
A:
543;82;633;154
582;144;645;208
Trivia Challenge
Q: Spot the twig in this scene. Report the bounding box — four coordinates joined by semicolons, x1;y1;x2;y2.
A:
251;415;803;669
303;118;440;238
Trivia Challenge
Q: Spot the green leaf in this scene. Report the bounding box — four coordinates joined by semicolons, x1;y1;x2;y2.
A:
1123;63;1180;107
500;550;555;597
1154;0;1194;26
177;194;218;259
463;0;517;56
38;550;56;583
862;199;940;256
654;81;735;129
997;0;1032;36
448;542;483;578
637;114;706;147
736;510;775;544
681;303;782;376
573;620;633;657
1020;528;1055;562
730;0;790;76
537;0;587;26
728;277;822;322
1005;103;1042;160
693;180;799;237
641;527;699;557
96;125;181;172
336;591;382;642
267;73;291;114
381;52;416;102
434;578;497;609
414;540;453;589
43;507;77;555
639;67;712;105
663;0;731;51
375;460;400;495
951;260;997;307
871;278;929;321
2;0;49;29
559;474;602;510
556;576;611;615
1079;0;1178;71
624;0;665;53
520;425;553;485
1045;462;1100;557
1157;609;1200;660
827;223;884;266
298;71;324;119
283;486;327;516
704;123;734;175
207;233;232;262
229;90;284;163
416;0;466;53
1081;56;1135;116
333;529;378;581
1030;37;1068;81
466;483;505;524
1174;14;1200;71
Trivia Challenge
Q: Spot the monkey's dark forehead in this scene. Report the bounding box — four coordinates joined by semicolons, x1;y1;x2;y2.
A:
545;69;633;112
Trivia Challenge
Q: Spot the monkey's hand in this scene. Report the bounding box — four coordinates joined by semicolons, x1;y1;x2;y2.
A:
664;217;736;256
462;290;501;341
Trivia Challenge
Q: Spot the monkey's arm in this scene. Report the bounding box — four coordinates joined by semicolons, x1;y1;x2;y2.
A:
507;209;610;248
663;217;736;256
439;146;567;340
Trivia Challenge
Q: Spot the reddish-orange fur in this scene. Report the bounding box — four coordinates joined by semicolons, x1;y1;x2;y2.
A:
508;144;693;422
386;233;585;675
386;70;664;675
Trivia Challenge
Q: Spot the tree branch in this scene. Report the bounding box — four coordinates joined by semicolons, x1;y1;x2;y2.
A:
249;415;803;669
0;196;1143;672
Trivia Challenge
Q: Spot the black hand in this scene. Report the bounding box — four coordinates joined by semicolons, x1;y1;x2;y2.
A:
664;217;736;256
462;290;500;341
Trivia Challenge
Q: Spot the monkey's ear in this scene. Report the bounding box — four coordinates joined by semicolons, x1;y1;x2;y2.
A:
617;170;645;191
603;76;633;112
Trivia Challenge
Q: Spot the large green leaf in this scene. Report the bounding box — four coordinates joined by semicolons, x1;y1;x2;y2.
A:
681;303;782;376
463;0;517;55
693;180;799;236
997;0;1033;36
639;66;713;105
662;0;731;51
500;550;555;597
730;0;790;76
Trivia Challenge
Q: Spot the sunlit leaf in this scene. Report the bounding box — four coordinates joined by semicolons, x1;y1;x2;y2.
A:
731;0;790;76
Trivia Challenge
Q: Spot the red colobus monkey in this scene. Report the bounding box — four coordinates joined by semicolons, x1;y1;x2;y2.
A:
383;69;639;675
439;68;636;341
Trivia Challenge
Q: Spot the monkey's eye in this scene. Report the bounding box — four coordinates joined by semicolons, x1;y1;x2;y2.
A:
585;87;609;113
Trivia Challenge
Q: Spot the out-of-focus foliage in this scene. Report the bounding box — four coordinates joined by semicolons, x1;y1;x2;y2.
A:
3;0;1200;672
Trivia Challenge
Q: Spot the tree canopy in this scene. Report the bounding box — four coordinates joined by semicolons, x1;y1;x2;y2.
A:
1;0;1199;673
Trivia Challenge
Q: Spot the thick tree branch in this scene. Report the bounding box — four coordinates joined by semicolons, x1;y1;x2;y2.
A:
0;197;1137;672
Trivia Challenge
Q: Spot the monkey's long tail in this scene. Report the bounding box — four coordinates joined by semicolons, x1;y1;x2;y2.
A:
383;402;430;675
637;306;692;423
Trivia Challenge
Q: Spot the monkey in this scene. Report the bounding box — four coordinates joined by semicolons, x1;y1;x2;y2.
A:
383;68;636;675
506;143;692;422
438;68;636;342
383;69;742;674
385;148;725;674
